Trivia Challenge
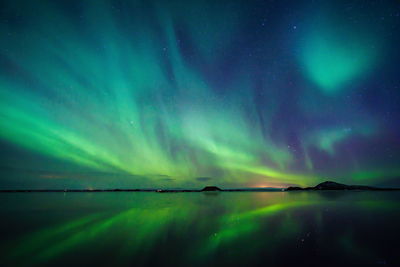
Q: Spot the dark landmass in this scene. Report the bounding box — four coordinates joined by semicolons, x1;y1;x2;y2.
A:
201;186;222;191
286;181;400;191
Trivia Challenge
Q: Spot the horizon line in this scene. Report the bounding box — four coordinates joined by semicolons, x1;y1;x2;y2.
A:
0;187;286;193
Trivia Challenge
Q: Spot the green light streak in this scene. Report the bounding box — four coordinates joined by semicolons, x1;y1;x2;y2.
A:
0;1;311;187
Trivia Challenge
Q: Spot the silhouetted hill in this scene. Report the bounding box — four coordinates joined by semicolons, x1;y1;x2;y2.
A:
286;181;399;191
201;186;222;191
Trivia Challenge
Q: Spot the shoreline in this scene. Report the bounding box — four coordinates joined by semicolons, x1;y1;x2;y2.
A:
0;189;284;193
2;181;399;193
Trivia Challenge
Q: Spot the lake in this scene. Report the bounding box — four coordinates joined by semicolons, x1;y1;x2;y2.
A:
0;191;399;266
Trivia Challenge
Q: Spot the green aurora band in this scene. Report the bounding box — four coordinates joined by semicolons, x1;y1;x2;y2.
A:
0;0;399;188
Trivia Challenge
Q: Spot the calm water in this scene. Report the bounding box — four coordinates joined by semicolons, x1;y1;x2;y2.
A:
0;191;399;266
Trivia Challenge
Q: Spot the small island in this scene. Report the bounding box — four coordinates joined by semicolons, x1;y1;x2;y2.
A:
285;181;400;191
201;186;222;191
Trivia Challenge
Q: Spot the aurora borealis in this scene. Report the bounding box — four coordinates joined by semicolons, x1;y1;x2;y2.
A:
1;0;400;189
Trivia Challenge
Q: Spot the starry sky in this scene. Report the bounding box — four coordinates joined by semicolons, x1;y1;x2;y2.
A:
1;0;400;189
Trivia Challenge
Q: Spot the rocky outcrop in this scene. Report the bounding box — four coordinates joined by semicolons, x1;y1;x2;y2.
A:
201;186;222;191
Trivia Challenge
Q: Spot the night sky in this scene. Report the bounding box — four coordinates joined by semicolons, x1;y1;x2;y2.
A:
1;0;400;189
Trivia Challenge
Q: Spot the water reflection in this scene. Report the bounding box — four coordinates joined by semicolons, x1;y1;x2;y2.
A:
0;192;399;266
